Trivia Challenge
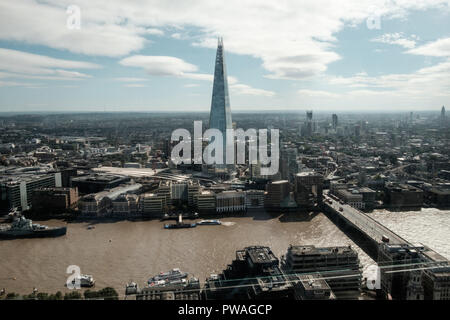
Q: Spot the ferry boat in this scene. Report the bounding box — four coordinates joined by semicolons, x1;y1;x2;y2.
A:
161;212;199;221
148;268;188;285
196;219;221;226
0;216;66;239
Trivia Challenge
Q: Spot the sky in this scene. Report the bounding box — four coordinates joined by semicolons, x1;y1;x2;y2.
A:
0;0;449;113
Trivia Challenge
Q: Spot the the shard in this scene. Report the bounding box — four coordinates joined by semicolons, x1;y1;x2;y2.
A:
209;37;232;167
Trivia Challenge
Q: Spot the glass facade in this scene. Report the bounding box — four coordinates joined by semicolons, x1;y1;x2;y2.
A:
209;37;232;167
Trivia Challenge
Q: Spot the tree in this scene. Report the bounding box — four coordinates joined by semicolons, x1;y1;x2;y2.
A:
84;289;99;299
5;292;20;300
64;291;82;300
36;292;49;300
55;291;63;300
97;287;119;300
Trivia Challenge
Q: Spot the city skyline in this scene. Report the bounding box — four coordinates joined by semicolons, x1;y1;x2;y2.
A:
0;1;449;112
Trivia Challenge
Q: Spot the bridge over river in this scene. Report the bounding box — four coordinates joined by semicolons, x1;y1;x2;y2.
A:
322;190;410;248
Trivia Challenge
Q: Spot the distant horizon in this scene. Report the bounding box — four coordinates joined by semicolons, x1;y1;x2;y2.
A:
0;108;444;116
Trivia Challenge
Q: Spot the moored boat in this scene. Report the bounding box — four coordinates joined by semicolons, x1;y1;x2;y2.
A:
197;219;221;225
164;222;196;229
0;216;66;239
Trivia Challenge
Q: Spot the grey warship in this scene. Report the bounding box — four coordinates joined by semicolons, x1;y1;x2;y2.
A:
0;216;67;239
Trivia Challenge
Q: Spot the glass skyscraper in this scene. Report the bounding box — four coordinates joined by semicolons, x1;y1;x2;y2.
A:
208;37;233;167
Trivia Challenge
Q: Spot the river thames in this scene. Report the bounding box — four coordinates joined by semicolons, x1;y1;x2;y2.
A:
0;208;448;296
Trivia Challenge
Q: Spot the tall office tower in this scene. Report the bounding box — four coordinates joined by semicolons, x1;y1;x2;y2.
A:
332;114;338;130
441;106;446;121
209;37;233;168
294;172;323;210
354;124;361;137
305;110;313;136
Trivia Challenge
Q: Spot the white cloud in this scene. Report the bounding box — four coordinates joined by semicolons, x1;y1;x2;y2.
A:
119;55;273;97
0;80;43;87
298;89;340;98
315;58;450;109
114;77;148;82
0;48;100;81
407;37;450;57
144;28;164;36
1;0;449;79
119;55;198;77
124;83;147;87
371;32;417;49
230;84;275;97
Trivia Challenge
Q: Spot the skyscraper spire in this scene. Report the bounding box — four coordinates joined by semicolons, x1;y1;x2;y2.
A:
209;37;232;168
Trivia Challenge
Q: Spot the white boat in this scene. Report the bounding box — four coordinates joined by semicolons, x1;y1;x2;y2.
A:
70;274;95;287
197;219;221;225
148;268;188;284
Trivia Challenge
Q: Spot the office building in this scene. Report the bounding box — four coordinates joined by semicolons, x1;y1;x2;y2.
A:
264;180;291;210
245;190;265;209
378;242;450;300
0;172;61;211
141;193;167;217
71;174;130;194
332;114;338;130
384;183;423;210
282;245;362;294
294;172;323;210
195;190;216;213
216;190;246;213
32;187;79;213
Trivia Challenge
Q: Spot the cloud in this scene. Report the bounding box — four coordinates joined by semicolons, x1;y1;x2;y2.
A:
0;48;100;81
144;28;164;36
119;54;273;96
407;37;450;57
298;89;340;98
119;55;198;76
0;1;151;57
317;58;450;109
329;59;450;92
230;84;275;97
124;83;147;87
371;32;417;49
0;80;43;87
114;77;148;82
2;0;449;79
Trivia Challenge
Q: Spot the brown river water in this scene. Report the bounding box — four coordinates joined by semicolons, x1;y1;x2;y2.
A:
0;209;448;297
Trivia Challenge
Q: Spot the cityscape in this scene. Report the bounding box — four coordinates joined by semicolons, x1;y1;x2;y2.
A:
0;0;449;306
